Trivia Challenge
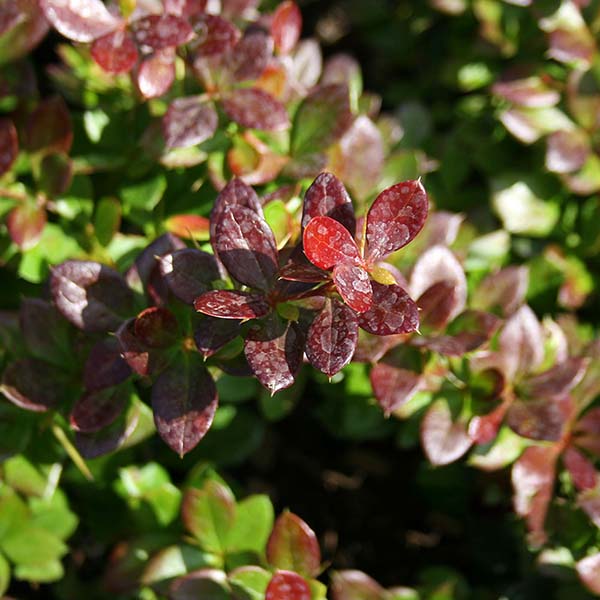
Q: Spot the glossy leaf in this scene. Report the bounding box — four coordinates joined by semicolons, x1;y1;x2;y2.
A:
194;290;271;320
271;1;301;54
134;307;179;348
332;262;373;314
358;282;419;336
91;28;138;73
194;317;241;359
7;200;46;251
163;97;218;149
266;511;321;577
370;364;421;417
70;385;129;433
227;31;272;82
222;89;290;132
266;571;311;600
136;49;175;99
211;178;262;239
303;216;361;270
189;14;240;56
83;339;131;391
131;14;193;50
330;570;385;600
0;118;18;175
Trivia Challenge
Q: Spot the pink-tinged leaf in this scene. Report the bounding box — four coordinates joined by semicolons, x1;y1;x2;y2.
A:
576;553;600;595
0;0;49;63
152;358;218;456
136;49;175;98
227;31;272;82
131;14;193;50
414;281;457;332
266;511;321;577
563;446;597;491
358;282;419;336
222;88;290;132
321;54;361;88
468;398;511;445
83;339;131;391
24;96;72;154
221;0;259;18
7;201;46;251
194;317;240;359
0;119;18;175
266;571;310;600
370;363;421;417
215;205;278;290
158;248;219;305
165;215;210;240
421;399;472;466
545;129;590;174
492;77;560;108
244;319;303;394
91;28;138;74
271;1;301;54
578;489;600;528
70;385;129;433
171;569;231;600
547;28;595;66
134;307;179;348
332;262;373;314
51;261;135;332
164;0;208;17
301;172;355;235
306;298;358;377
189;14;240;56
194;290;271;319
289;39;323;94
330;570;385;600
162;97;218;149
0;358;65;412
353;331;404;363
365;180;428;264
522;357;588;400
498;305;544;379
40;0;121;42
303;216;361;270
512;445;559;546
471;266;529;316
507;394;573;442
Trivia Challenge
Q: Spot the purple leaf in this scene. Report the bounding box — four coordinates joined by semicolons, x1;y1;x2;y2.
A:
40;0;121;42
51;261;135;332
116;318;172;376
152;357;218;456
136;49;176;99
91;28;138;73
358;282;419;336
6;200;46;251
330;570;386;600
215;205;278;291
563;446;597;491
365;180;428;264
507;395;573;442
226;30;272;82
332;262;373;314
24;96;72;154
130;14;193;50
70;385;129;433
0;118;18;175
278;250;329;283
83;339;131;391
577;553;600;595
134;307;179;348
303;216;361;270
305;298;358;377
162;97;218;149
271;0;301;54
370;363;421;416
522;357;588;400
266;571;310;600
210;178;262;237
189;14;240;56
471;266;528;316
194;317;241;358
222;88;290;132
546;129;590;174
194;290;271;319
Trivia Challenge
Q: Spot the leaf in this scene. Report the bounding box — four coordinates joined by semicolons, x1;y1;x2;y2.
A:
194;290;271;320
229;566;271;600
171;569;231;600
289;39;322;91
116;318;173;376
152;357;218;456
94;197;121;246
358;282;419;336
194;317;241;359
576;553;600;595
134;307;179;348
226;495;274;553
91;28;138;73
266;571;311;600
50;260;135;332
303;216;361;270
545;129;590;174
70;384;129;433
189;14;240;56
0;118;18;175
163;97;218;149
506;395;573;442
470;266;528;316
0;553;9;597
0;0;49;65
330;570;386;600
301;172;355;235
421;398;472;466
522;357;588;399
370;364;421;417
7;200;47;250
492;76;560;107
40;0;121;42
136;49;175;99
131;14;193;50
83;338;131;391
271;1;302;54
564;446;597;491
332;262;373;314
38;152;73;197
499;106;574;144
266;511;321;577
222;89;290;132
1;525;67;566
25;95;72;154
211;178;263;238
227;31;272;82
306;298;358;377
181;484;236;559
215;205;278;291
221;0;259;18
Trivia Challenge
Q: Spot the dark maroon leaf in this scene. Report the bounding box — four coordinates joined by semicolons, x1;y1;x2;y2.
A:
152;357;218;456
194;317;241;358
353;330;404;363
522;357;588;400
0;118;18;175
51;261;135;332
271;1;301;54
330;570;385;600
189;14;240;56
332;262;372;314
131;14;193;50
70;385;129;433
358;282;419;336
91;28;138;73
211;178;263;237
194;290;271;319
244;319;303;394
40;0;121;42
301;172;355;235
38;152;73;197
6;200;46;250
370;363;421;416
364;180;428;264
136;49;176;99
471;266;529;316
116;318;172;377
83;339;131;391
222;88;290;132
162;97;218;149
563;446;597;491
303;216;361;270
158;248;220;305
507;394;573;442
266;511;321;577
306;298;358;377
215;205;278;291
227;31;272;82
266;571;310;600
24;96;72;154
577;553;600;595
278;253;328;283
546;129;590;174
134;307;179;348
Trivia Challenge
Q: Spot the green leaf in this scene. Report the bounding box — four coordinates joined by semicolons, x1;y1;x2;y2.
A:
14;559;64;583
226;495;274;554
29;489;78;541
229;566;271;600
94;197;122;246
141;545;220;585
121;173;167;213
0;553;10;596
0;487;28;540
3;455;50;497
1;526;67;566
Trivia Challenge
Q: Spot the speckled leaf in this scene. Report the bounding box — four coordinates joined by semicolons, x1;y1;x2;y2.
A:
370;363;421;417
134;307;179;348
0;118;18;175
227;31;272;82
211;178;262;238
303;216;360;270
50;261;135;332
330;570;386;600
215;205;278;291
358;282;418;336
194;290;271;320
222;89;290;132
332;262;372;314
306;298;358;377
116;318;172;377
266;571;311;600
470;266;529;316
70;385;129;433
151;357;218;456
24;96;72;154
163;97;218;149
266;511;321;577
136;49;175;99
83;339;131;391
194;317;241;359
577;553;600;595
7;200;46;250
507;394;573;442
91;28;138;73
189;14;240;56
271;1;301;54
365;180;428;264
131;14;193;50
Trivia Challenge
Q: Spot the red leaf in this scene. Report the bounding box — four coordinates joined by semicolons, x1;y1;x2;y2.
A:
194;317;241;359
330;570;386;600
266;511;321;577
70;385;129;433
332;262;372;313
40;0;121;42
116;318;172;376
522;357;588;399
152;358;218;456
134;307;179;348
506;395;573;442
227;30;272;82
364;179;429;264
358;282;419;336
370;363;421;416
194;290;271;320
306;298;358;377
83;339;131;391
577;553;600;595
7;201;46;250
468;398;511;445
222;88;290;132
301;172;355;235
563;446;597;491
136;49;175;98
0;118;18;175
131;14;193;50
163;97;218;149
189;13;240;56
303;216;361;270
24;96;72;154
471;266;529;316
271;1;301;54
266;571;310;600
91;28;138;73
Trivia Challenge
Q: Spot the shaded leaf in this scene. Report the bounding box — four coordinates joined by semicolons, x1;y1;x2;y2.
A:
134;307;179;348
70;385;129;433
211;178;262;240
194;290;271;320
370;364;421;417
303;215;361;270
470;266;528;316
94;197;121;246
25;96;72;154
136;49;175;99
358;282;418;336
330;570;385;600
266;571;311;600
38;152;73;197
507;395;573;442
83;338;131;391
171;569;231;600
0;118;18;175
131;14;193;50
522;357;588;399
7;200;46;251
332;262;373;314
564;446;597;491
91;28;138;73
194;317;241;359
222;88;290;132
116;318;172;376
163;97;218;149
271;1;301;54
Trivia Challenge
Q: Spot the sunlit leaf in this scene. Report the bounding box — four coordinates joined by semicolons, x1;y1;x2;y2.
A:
358;282;418;336
271;1;301;55
163;97;218;149
130;14;193;50
222;88;290;132
91;28;138;73
266;570;311;600
194;290;271;320
303;216;361;270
